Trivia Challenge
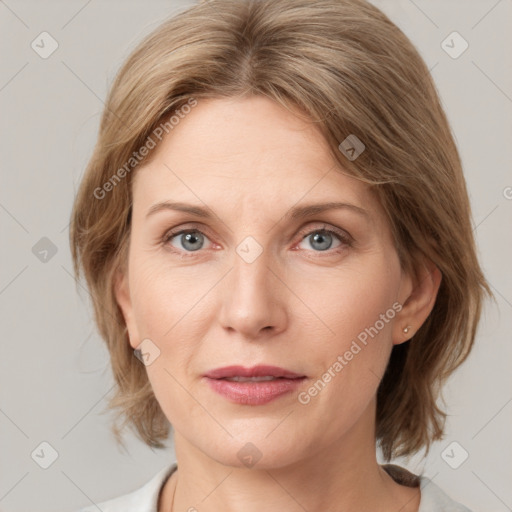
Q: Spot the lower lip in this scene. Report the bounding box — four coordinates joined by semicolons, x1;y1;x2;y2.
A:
204;377;306;405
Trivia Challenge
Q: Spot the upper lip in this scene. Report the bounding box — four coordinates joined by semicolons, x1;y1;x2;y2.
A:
204;365;305;379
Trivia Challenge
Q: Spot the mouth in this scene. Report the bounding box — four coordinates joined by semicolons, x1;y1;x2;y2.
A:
203;365;306;405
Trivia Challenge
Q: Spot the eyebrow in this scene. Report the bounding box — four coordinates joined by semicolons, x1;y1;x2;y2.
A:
146;200;369;222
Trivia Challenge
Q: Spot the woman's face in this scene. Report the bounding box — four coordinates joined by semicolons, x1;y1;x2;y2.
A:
116;96;415;469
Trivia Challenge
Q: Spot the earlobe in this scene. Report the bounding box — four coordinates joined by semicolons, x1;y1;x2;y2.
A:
114;269;140;349
393;258;442;345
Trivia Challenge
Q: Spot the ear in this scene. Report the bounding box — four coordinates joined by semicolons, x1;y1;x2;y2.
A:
392;257;442;345
114;268;140;350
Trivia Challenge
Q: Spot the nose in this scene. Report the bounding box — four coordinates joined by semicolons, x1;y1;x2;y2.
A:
217;247;288;340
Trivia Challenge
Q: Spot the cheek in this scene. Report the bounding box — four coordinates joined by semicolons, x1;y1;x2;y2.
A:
129;252;217;340
127;257;213;426
291;256;400;350
292;258;400;417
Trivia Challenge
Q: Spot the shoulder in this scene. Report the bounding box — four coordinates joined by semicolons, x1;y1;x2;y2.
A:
382;464;473;512
418;475;473;512
72;463;177;512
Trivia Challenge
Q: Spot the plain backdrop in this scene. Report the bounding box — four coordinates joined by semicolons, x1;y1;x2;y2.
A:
1;1;511;511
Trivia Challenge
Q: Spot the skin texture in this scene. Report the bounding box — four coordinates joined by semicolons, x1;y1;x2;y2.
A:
115;96;441;512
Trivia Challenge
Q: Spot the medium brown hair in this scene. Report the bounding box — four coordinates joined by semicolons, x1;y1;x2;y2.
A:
70;0;491;460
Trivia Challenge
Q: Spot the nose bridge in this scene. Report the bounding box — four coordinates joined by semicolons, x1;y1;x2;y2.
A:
233;244;271;298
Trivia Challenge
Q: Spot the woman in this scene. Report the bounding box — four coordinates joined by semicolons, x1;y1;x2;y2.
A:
70;0;490;510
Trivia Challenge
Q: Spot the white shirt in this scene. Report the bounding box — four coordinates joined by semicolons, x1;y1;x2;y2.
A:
75;463;472;512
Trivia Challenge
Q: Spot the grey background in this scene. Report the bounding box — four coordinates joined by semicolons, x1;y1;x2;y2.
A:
1;1;511;511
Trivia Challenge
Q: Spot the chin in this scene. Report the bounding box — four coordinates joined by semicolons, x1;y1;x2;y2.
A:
200;429;310;471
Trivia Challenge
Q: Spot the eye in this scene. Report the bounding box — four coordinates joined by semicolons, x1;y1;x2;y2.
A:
162;224;352;256
164;229;212;252
296;226;352;253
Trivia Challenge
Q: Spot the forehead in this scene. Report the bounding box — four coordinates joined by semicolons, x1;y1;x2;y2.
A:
132;96;378;221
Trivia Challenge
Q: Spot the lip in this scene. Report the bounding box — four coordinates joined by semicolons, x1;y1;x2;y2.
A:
203;365;306;405
203;365;305;379
204;376;306;405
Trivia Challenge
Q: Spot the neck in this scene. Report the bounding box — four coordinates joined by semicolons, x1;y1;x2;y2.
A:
158;400;420;512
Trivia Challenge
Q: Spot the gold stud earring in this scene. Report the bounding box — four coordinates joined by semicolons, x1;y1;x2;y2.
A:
403;325;412;334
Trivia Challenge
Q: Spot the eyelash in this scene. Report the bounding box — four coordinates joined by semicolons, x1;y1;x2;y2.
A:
161;223;353;257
